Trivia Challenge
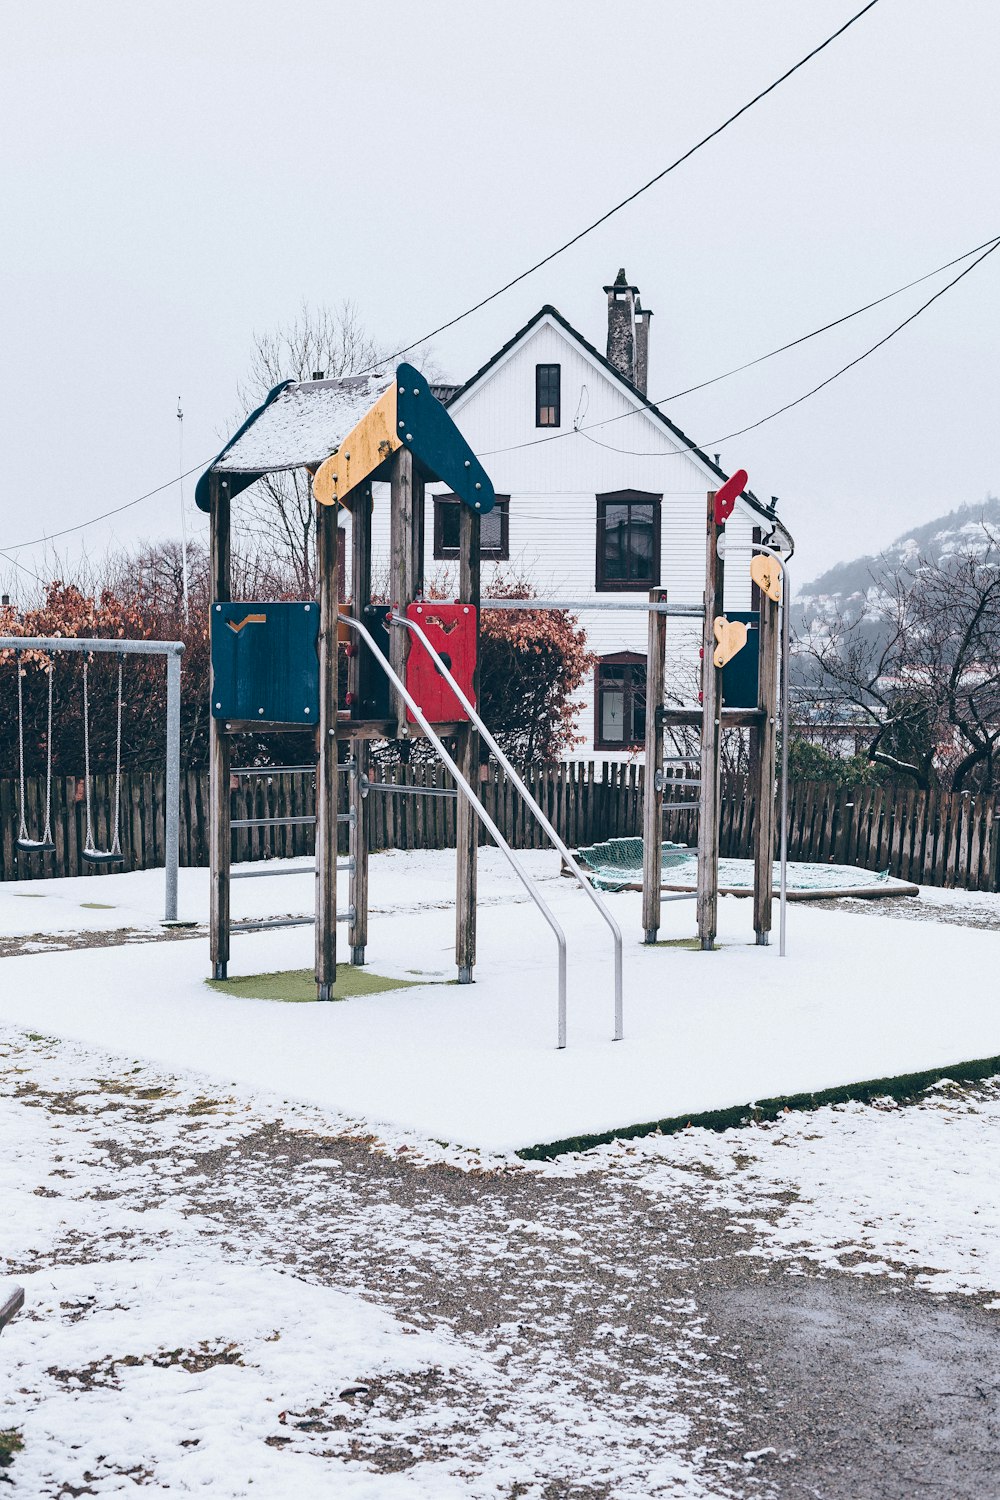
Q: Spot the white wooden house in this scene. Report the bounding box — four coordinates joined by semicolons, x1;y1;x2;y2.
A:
359;270;792;760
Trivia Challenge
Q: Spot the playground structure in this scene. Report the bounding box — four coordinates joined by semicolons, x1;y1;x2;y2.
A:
1;635;184;922
196;366;787;1040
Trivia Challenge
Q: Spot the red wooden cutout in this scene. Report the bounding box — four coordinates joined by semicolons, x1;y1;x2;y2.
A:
405;602;477;724
713;468;748;525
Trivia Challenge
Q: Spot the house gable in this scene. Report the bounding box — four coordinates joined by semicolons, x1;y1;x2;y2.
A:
444;305;786;542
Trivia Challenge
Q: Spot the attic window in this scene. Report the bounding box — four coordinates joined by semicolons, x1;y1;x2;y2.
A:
536;364;560;427
433;494;510;561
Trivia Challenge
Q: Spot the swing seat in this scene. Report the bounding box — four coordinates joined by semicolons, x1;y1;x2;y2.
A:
82;847;124;866
16;836;56;854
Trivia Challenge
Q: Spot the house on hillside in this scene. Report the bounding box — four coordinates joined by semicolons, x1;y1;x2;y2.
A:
360;269;792;760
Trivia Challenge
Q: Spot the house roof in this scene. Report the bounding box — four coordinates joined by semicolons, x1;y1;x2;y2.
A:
441;304;791;543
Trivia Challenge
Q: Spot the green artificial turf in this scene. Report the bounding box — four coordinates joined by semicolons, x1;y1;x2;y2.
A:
206;966;424;1004
80;902;115;910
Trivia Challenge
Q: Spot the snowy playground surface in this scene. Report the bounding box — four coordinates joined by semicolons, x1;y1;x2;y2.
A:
1;851;998;1153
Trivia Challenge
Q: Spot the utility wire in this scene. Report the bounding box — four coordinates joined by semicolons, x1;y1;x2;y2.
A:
478;230;1000;457
543;235;1000;461
363;0;884;370
3;461;208;555
7;212;995;561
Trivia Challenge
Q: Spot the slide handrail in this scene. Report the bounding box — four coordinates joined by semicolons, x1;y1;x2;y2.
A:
340;614;570;1049
394;611;624;1042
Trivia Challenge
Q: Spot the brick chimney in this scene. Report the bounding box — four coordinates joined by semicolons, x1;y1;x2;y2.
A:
633;298;653;396
603;269;638;384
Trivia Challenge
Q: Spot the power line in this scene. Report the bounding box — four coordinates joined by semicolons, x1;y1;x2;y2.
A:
364;0;884;369
554;235;1000;460
0;550;47;587
7;215;995;562
3;461;208;555
478;230;1000;458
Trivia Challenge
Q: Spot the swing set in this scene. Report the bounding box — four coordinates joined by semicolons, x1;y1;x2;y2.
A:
1;634;185;920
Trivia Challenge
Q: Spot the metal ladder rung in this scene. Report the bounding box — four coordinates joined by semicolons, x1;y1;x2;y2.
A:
230;859;353;880
231;908;355;934
230;811;355;829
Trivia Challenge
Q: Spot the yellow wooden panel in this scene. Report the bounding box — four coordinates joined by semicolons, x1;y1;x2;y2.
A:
750;553;783;603
713;616;749;668
313;384;400;507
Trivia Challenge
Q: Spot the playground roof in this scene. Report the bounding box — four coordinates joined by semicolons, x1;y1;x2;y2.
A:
195;372;394;510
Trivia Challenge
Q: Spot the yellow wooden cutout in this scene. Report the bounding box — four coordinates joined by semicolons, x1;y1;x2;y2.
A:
227;612;267;634
713;616;748;668
750;553;783;603
313;384;401;506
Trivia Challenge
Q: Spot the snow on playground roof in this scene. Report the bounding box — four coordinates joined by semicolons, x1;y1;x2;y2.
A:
195;372;394;510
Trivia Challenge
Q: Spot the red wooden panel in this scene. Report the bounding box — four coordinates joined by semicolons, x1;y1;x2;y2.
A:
405;603;477;724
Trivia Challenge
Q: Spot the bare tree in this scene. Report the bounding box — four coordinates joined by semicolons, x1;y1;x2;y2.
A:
798;523;1000;792
235;301;384;595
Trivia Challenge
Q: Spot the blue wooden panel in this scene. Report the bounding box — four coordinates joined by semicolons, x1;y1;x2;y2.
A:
396;362;495;514
722;609;760;710
211;602;319;723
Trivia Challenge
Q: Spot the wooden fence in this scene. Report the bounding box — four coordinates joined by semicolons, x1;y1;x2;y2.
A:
2;766;999;893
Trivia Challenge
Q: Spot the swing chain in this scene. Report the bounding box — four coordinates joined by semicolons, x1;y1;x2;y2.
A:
15;651;27;843
83;656;94;850
82;652;124;857
14;649;54;847
112;654;123;856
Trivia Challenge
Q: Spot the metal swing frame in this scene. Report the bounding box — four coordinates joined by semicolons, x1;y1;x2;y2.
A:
1;634;184;921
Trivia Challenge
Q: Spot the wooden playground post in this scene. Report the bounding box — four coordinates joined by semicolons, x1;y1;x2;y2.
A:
752;584;780;943
349;484;372;966
642;586;667;943
389;448;422;729
697;492;725;950
315;499;340;999
209;474;231;980
455;503;481;982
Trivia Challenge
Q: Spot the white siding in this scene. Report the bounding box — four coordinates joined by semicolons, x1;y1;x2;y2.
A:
355;315;766;760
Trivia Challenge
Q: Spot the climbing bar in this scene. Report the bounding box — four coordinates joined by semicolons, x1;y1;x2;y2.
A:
230;811;356;829
481;600;703;616
229;859;353;880
230;909;355;934
362;778;458;800
229;762;353;774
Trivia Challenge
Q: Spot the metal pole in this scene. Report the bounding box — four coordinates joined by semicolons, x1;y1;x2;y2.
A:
0;636;183;657
344;613;570;1049
395;611;624;1042
164;650;181;922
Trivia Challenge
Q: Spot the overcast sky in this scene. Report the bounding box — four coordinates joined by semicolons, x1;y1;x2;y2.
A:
2;0;998;591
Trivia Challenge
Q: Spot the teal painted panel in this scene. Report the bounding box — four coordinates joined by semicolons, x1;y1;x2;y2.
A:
722;609;760;710
396;362;495;513
211;601;319;723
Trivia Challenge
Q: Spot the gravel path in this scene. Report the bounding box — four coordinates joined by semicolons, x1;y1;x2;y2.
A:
2;1024;997;1498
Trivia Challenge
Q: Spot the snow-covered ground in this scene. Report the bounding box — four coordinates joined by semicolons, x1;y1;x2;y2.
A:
1;852;999;1151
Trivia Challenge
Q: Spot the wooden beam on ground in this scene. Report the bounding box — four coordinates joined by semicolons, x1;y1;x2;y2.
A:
349;485;372;966
455;504;481;982
642;586;668;943
697;492;725;950
752;586;780;943
315;501;340;999
0;1283;24;1334
209;474;231;980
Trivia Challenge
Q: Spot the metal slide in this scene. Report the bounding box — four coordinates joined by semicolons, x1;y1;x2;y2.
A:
341;615;571;1049
394;612;625;1042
